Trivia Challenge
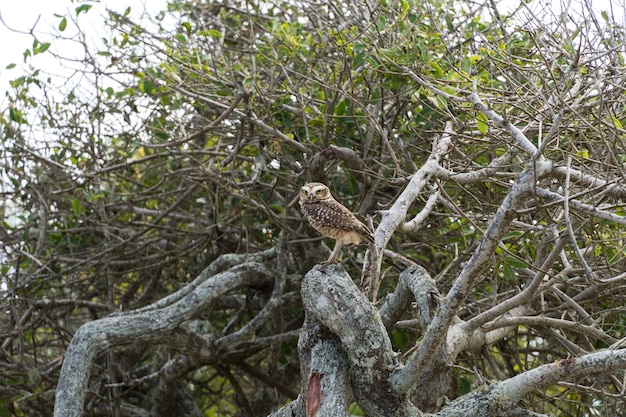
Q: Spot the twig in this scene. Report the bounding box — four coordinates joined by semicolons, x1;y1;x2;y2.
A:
563;156;595;281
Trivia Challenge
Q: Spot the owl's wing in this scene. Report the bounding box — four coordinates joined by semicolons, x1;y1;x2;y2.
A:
326;202;375;244
355;222;375;244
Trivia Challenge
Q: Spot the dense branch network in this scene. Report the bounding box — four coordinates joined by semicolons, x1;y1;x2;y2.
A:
2;0;625;416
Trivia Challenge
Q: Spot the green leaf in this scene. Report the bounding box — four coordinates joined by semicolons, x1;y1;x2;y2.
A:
611;116;623;129
503;263;516;281
174;33;187;44
5;63;16;69
468;54;482;64
458;377;471;395
34;42;51;55
477;112;488;135
352;51;365;70
577;148;590;158
601;10;609;22
75;4;92;16
9;108;24;123
336;99;347;115
209;29;223;38
461;56;471;73
502;231;524;240
401;0;409;21
430;61;443;78
181;21;192;35
59;17;67;31
198;29;223;39
71;198;83;216
139;80;156;95
505;256;528;269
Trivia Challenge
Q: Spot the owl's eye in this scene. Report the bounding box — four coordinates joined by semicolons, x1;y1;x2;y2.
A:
316;189;323;195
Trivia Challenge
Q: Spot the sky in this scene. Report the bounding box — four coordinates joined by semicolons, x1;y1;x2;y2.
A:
0;0;168;108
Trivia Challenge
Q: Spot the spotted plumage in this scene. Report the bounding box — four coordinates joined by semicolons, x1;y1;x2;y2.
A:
299;182;374;264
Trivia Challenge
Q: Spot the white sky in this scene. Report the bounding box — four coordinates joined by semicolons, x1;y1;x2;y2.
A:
0;0;168;108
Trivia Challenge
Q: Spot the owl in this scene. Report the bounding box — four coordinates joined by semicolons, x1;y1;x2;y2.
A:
299;182;375;264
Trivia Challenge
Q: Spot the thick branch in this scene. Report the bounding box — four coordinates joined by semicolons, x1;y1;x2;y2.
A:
535;187;626;225
433;148;518;184
498;349;626;406
307;338;350;417
435;348;626;416
133;248;278;314
301;264;404;416
53;263;272;417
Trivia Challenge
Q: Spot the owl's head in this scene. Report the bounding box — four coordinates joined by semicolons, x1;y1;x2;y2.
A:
300;182;331;202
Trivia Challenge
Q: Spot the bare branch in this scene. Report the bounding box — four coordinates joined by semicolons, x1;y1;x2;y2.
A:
391;157;554;395
362;122;454;300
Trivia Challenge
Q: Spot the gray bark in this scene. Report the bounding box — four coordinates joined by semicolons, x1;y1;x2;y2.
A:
301;264;407;416
53;263;273;417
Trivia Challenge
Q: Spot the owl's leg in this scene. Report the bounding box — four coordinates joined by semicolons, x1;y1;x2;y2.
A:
323;240;343;265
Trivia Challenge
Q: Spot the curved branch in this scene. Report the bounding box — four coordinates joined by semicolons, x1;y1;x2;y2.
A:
397;186;440;233
216;243;287;349
301;264;405;416
309;146;370;187
433;148;518;184
436;348;626;416
446;306;532;361
53;263;273;417
133;247;278;314
378;265;438;330
362;121;454;300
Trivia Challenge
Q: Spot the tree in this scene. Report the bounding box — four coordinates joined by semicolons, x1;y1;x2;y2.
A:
1;0;625;416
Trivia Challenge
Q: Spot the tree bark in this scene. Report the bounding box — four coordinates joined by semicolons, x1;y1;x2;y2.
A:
54;263;273;417
301;264;407;416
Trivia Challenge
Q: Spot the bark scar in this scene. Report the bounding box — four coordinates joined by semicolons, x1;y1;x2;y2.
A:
307;370;323;417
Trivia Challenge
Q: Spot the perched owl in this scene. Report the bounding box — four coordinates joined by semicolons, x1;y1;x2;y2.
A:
299;182;375;264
